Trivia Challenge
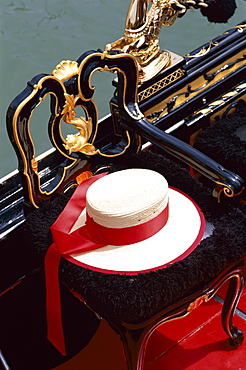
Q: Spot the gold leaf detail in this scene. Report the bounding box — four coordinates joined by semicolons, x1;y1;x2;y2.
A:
223;185;234;198
64;134;96;155
196;108;212;115
208;100;224;107
186;42;218;58
222;91;238;98
31;158;38;172
62;93;95;155
237;83;246;89
52;60;79;81
187;295;207;312
61;93;79;119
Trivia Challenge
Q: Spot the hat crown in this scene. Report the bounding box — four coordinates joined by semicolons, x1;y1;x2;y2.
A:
86;169;168;229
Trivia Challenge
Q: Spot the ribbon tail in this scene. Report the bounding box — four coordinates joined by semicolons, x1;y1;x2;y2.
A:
44;243;66;356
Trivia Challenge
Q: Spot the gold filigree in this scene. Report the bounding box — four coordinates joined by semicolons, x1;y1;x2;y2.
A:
226;24;246;34
61;93;78;121
213;183;235;202
138;67;184;102
145;52;246;119
52;60;79;81
186;41;218;58
223;185;235;198
62;93;96;155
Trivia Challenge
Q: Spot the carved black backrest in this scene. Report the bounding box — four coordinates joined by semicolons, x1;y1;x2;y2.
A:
6;50;142;209
6;49;245;211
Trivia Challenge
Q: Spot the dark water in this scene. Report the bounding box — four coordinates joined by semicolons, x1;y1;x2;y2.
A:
1;0;245;178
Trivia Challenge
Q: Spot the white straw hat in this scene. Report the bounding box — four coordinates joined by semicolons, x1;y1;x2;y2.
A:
70;168;205;274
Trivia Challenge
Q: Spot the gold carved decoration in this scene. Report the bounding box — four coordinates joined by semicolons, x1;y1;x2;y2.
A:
50;56;134;158
105;0;182;82
52;54;135;159
10;52;140;208
52;60;79;81
62;94;97;155
105;0;207;82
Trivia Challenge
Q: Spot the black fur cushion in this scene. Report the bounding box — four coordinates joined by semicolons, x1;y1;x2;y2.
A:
194;106;246;181
25;150;246;324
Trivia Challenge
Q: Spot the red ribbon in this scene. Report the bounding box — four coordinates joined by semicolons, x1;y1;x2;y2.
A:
44;172;169;355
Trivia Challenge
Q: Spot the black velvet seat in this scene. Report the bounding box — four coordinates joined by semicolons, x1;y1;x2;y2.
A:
25;150;246;370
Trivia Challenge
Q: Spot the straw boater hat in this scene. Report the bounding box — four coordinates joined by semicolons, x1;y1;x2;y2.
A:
65;168;205;273
25;150;246;358
43;167;205;354
39;166;202;354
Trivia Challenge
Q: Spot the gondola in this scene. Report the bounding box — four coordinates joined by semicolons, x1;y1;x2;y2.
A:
0;0;245;369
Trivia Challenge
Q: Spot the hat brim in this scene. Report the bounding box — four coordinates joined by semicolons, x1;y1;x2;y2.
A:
67;187;206;275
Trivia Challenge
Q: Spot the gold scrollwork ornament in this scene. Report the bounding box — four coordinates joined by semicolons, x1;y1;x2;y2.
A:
62;93;97;155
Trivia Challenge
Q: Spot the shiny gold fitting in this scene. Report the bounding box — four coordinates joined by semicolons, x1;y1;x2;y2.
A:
104;0;184;82
187;295;207;312
31;158;38;172
198;0;209;7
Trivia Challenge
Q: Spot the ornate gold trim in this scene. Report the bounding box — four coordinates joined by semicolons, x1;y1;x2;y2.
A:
187;295;208;312
196;108;212;115
214;182;235;200
237;83;246;89
52;60;79;81
195;82;246;116
31;158;38;173
11;75;76;208
208;100;224;107
186;41;218;58
62;94;97;155
222;91;238;98
138;67;184;102
145;51;245;119
78;52;144;121
225;24;246;34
